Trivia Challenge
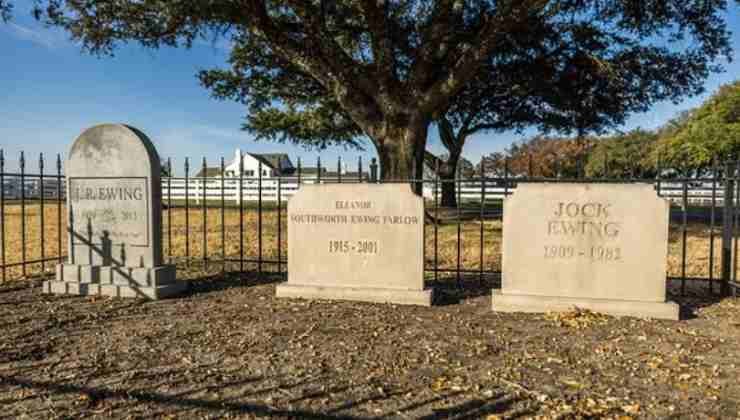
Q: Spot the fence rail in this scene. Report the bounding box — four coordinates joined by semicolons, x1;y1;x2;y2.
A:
0;172;732;207
0;150;738;299
158;177;729;206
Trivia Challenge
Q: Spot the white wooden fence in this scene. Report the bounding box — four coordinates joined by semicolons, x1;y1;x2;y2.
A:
0;176;727;206
1;178;65;200
159;177;729;206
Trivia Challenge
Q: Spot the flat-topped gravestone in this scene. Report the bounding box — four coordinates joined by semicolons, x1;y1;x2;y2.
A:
493;183;679;320
276;183;432;306
43;124;184;299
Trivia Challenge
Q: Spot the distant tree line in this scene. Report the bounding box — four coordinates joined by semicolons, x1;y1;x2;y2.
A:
477;81;740;180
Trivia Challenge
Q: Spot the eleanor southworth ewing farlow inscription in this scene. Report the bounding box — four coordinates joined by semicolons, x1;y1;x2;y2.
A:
493;183;679;320
43;124;184;299
276;183;433;306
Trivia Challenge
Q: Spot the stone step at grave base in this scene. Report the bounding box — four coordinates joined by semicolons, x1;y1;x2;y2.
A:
42;280;187;300
491;290;680;320
44;263;185;300
276;283;434;306
55;264;177;286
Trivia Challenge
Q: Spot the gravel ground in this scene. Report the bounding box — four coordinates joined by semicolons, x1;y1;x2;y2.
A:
0;273;738;419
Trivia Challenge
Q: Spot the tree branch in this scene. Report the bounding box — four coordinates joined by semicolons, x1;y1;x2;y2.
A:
418;1;550;115
244;0;382;133
359;0;396;80
409;0;463;93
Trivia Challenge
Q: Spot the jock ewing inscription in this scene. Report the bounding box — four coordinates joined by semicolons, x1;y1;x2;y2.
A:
277;184;433;306
493;183;679;320
69;178;149;247
544;201;622;263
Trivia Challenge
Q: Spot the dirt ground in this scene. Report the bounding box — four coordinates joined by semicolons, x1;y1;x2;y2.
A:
1;270;738;419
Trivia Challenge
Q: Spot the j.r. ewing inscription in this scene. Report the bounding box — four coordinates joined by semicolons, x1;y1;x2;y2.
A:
276;183;432;306
69;178;149;247
493;183;679;320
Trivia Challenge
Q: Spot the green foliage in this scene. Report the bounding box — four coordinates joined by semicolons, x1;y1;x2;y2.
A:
655;81;740;175
198;35;365;150
585;129;659;178
0;1;11;22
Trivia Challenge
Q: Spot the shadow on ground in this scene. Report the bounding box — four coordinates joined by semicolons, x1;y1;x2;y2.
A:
182;270;284;297
667;279;727;320
0;373;522;419
427;274;498;305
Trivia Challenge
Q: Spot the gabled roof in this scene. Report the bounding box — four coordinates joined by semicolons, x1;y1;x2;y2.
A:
282;167;369;179
194;167;224;178
247;153;292;171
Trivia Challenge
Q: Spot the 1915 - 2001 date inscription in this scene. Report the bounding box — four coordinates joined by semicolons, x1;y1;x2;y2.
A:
544;245;621;262
329;240;379;255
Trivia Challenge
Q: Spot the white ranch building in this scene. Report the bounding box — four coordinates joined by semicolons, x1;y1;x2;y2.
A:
164;149;367;204
194;148;363;180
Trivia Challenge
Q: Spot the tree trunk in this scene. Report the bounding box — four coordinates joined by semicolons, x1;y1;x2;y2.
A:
439;153;461;208
435;117;464;208
373;114;429;195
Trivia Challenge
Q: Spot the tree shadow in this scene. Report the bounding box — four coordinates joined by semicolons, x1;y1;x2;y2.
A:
0;372;526;419
418;391;521;420
0;374;373;419
428;274;498;306
182;270;283;297
0;281;44;295
667;279;728;320
0;297;149;366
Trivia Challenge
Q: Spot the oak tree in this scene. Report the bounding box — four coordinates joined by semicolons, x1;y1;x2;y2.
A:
22;0;737;185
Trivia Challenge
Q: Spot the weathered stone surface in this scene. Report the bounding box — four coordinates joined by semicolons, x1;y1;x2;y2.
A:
43;124;182;299
492;183;679;320
276;183;432;306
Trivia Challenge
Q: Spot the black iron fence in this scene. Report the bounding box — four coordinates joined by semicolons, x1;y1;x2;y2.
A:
0;150;738;298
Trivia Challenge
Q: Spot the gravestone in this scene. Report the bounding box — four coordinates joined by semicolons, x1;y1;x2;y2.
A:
493;183;679;320
276;183;432;306
42;124;184;299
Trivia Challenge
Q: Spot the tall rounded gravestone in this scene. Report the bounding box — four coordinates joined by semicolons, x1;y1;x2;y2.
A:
43;124;184;299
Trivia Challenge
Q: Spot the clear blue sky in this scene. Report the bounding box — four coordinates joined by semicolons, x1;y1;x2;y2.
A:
2;3;740;173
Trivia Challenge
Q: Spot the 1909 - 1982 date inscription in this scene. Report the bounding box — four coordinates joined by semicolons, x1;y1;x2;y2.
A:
543;245;621;262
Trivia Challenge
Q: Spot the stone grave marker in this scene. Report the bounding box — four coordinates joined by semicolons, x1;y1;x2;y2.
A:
493;183;679;320
276;183;432;306
43;124;184;299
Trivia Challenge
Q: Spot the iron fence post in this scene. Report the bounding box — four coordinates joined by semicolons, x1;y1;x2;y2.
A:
39;153;45;275
202;157;207;270
503;157;509;197
20;151;26;278
721;162;734;296
358;156;363;183
184;157;190;267
370;158;378;183
337;156;342;183
258;161;263;277
57;154;62;265
0;150;4;282
220;157;225;273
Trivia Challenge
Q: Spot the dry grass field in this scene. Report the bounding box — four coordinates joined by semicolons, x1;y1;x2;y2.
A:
0;203;730;282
